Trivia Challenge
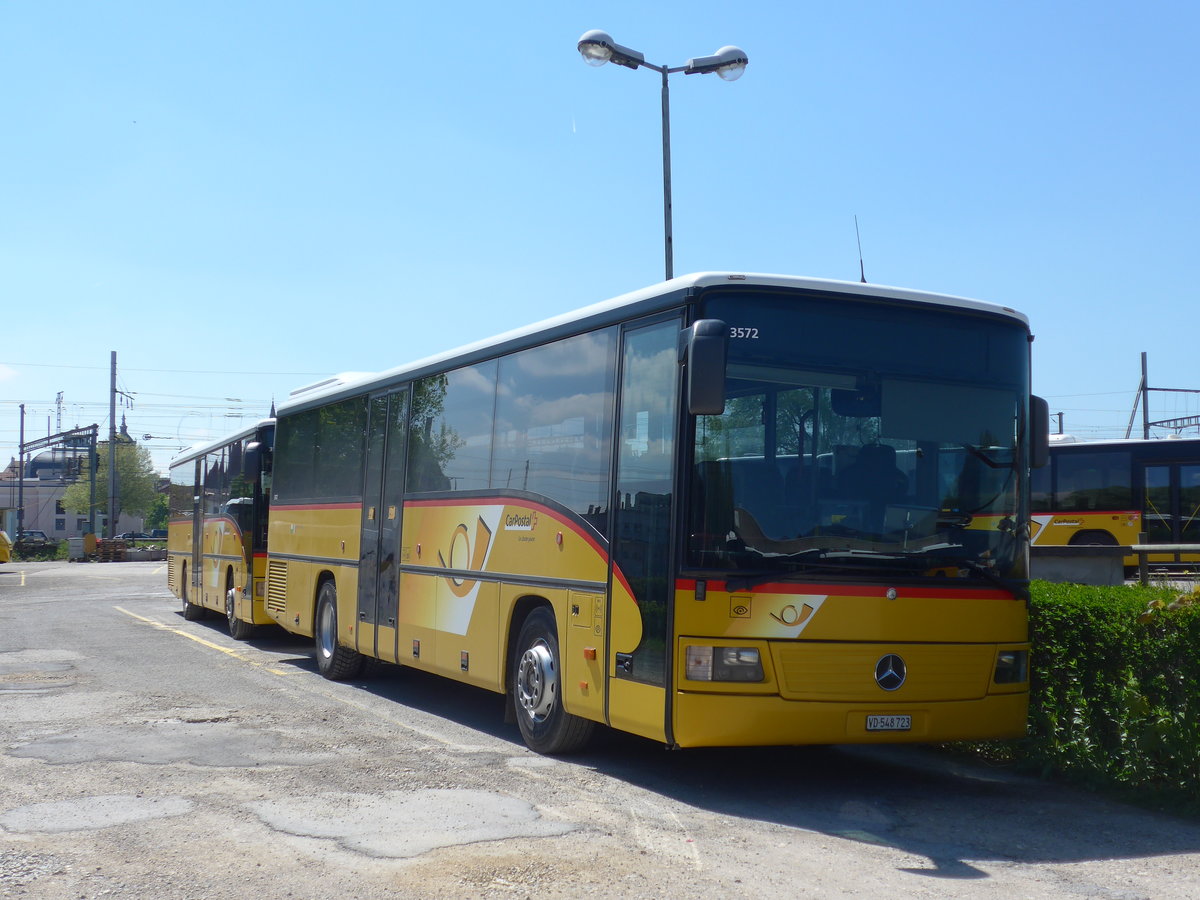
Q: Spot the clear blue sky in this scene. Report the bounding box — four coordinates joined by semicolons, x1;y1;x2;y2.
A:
2;1;1197;474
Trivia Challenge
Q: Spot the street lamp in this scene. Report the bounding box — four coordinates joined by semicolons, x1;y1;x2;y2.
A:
578;30;748;281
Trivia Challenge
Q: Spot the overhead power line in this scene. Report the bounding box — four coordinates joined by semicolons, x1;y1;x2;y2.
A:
0;360;327;376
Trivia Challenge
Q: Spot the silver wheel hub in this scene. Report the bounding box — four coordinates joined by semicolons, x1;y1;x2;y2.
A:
516;640;557;722
317;599;336;659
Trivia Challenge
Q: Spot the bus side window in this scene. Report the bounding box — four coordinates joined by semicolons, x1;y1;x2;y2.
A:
1030;461;1051;513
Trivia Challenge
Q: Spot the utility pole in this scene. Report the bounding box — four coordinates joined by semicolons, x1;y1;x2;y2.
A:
88;428;98;536
17;403;25;537
108;351;118;539
1123;350;1200;438
1141;351;1150;440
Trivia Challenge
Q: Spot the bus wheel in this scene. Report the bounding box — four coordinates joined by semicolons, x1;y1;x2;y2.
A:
1069;530;1119;546
314;580;362;681
181;563;205;621
226;570;254;641
512;607;593;755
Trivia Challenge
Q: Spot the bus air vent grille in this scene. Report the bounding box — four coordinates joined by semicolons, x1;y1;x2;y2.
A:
266;560;288;615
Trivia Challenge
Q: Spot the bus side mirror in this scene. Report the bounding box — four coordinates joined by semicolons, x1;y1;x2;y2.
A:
683;319;727;416
244;441;270;483
1030;396;1050;469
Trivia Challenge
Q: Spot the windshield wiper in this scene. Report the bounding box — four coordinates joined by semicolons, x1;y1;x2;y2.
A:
910;548;1024;596
726;548;934;589
724;554;836;590
962;444;1015;470
722;544;1024;597
800;545;1022;595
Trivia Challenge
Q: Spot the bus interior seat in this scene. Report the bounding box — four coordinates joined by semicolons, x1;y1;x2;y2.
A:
838;443;908;504
729;458;786;535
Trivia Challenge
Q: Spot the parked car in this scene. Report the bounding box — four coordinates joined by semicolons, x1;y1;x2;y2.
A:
16;529;54;548
148;529;167;539
14;530;56;556
117;531;152;541
0;530;11;563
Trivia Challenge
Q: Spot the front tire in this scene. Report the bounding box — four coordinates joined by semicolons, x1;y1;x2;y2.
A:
512;607;593;754
314;580;362;680
226;569;255;641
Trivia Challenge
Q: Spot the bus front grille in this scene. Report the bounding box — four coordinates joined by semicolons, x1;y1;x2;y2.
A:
770;642;993;703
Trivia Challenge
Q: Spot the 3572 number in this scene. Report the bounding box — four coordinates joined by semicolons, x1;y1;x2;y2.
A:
729;327;760;339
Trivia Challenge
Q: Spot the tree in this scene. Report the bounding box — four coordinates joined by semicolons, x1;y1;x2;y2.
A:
61;442;160;522
697;387;880;462
143;493;168;532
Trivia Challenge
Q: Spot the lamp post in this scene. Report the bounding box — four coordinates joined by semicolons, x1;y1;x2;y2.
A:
578;30;747;281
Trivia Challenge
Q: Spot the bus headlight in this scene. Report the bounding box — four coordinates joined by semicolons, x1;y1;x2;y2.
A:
685;646;764;682
994;650;1028;684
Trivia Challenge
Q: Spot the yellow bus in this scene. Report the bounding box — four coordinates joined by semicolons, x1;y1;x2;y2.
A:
263;272;1048;753
168;419;275;639
1031;434;1200;570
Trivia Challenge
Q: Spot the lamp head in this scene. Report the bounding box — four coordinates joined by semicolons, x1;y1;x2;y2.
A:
684;45;748;81
577;29;645;70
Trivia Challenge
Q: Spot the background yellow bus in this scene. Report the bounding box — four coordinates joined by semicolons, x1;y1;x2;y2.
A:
168;419;275;639
257;272;1047;753
1031;434;1200;570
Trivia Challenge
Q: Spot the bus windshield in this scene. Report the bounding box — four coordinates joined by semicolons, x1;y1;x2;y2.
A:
687;290;1030;583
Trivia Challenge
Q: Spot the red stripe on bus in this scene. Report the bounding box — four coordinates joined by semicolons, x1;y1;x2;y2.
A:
675;579;1013;601
269;501;362;511
1038;509;1138;517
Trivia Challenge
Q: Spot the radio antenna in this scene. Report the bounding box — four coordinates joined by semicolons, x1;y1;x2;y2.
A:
854;215;867;283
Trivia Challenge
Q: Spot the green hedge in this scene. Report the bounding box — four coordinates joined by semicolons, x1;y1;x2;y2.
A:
980;581;1200;815
12;541;67;562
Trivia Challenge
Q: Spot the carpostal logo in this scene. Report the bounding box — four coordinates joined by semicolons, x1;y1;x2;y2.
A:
504;510;538;532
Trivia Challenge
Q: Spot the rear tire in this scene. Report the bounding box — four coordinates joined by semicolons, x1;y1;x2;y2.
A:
1069;530;1119;546
314;580;362;680
226;569;255;641
511;606;593;755
181;563;205;620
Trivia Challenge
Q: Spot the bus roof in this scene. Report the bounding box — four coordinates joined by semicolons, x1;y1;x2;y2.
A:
277;271;1030;417
169;418;276;469
1049;433;1200;448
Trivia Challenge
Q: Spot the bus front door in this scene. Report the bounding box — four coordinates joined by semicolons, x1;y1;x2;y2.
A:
1142;464;1173;544
1141;463;1200;547
606;317;681;744
357;390;408;663
190;460;202;599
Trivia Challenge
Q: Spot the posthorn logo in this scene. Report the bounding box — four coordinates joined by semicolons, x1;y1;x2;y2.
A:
874;654;906;691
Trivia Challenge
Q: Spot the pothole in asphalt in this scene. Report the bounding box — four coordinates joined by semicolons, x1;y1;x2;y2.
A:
0;649;86;671
0;652;82;693
2;690;129;723
248;789;578;858
9;722;330;767
0;795;194;833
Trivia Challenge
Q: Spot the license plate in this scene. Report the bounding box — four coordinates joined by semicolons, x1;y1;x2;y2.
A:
866;714;911;732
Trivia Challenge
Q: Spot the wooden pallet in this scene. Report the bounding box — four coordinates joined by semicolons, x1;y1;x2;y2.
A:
95;539;128;562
